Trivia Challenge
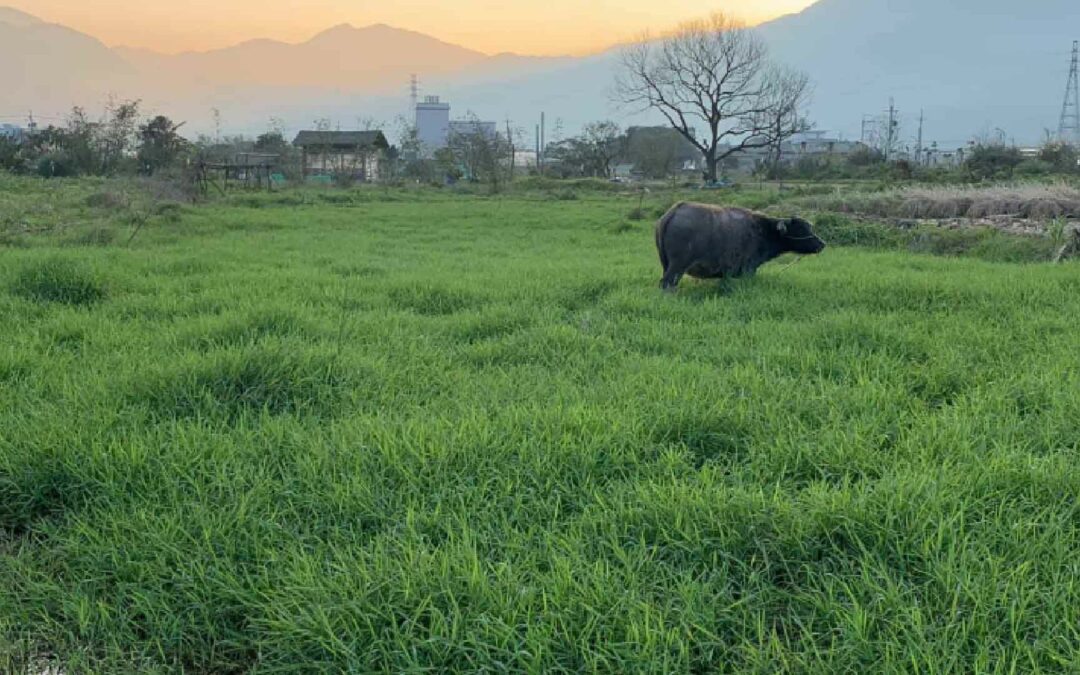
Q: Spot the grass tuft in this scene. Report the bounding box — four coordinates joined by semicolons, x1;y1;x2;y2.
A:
133;347;353;422
389;284;485;316
11;257;107;305
85;190;129;210
64;226;117;247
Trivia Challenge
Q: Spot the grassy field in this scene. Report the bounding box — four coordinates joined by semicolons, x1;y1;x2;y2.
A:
4;176;1080;672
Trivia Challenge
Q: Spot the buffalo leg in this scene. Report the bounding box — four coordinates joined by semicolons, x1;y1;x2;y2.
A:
660;267;683;291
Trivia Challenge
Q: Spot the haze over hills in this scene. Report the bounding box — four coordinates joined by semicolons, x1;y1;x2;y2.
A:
0;7;134;119
1;1;1075;145
758;0;1079;145
115;24;490;91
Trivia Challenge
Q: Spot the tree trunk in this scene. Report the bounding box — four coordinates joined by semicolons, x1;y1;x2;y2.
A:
703;152;718;184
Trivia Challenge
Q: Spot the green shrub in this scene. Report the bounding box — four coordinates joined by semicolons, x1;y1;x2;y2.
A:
152;201;188;224
1015;159;1054;177
965;144;1023;181
36;152;79;179
808;213;902;248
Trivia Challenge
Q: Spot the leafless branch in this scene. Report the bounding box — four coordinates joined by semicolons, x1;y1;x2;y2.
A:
614;11;812;182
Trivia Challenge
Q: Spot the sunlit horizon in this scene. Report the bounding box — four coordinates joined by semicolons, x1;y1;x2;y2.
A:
5;0;817;56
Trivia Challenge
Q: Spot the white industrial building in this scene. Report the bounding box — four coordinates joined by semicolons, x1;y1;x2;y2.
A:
414;95;496;158
415;96;450;158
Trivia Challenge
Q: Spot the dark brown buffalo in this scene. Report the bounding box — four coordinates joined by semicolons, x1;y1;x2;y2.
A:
655;202;826;290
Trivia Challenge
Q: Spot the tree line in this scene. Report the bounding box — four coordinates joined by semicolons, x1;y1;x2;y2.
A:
0;101;189;178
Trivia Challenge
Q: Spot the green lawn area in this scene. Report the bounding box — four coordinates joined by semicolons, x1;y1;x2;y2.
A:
3;180;1080;672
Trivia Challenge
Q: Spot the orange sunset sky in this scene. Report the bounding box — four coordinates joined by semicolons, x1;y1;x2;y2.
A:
8;0;817;55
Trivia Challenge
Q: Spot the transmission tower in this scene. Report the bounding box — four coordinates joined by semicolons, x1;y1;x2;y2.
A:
1060;41;1080;146
409;74;420;114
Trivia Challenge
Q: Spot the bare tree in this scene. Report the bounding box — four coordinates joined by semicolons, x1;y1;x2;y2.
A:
757;66;813;179
615;12;811;184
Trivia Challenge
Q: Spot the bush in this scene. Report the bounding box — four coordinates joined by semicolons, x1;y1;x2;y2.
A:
1039;142;1079;174
0;137;24;172
889;160;915;181
965;144;1023;181
12;258;106;305
1015;159;1054;177
153;201;188;224
847;145;885;168
36;152;79;179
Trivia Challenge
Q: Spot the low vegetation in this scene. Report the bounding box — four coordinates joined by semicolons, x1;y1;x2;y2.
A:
11;257;107;306
3;174;1080;672
791;182;1080;221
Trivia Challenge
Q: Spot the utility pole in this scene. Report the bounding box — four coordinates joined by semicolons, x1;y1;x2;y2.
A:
540;112;546;173
535;124;540;174
1059;40;1080;146
916;109;924;166
27;110;37;136
885;98;898;161
506;119;515;181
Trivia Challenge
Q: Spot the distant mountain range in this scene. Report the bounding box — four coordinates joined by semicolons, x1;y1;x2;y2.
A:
1;1;1076;145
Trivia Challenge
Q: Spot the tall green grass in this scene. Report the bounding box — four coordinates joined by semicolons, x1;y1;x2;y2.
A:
3;181;1080;672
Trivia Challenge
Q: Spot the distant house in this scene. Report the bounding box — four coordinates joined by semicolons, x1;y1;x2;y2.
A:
0;124;25;141
923;145;967;168
720;132;868;173
292;130;389;181
513;149;539;170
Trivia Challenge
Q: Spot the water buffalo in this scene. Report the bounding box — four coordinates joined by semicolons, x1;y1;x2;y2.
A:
655;202;826;290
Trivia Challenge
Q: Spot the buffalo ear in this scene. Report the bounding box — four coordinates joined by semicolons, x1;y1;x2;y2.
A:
775;219;788;235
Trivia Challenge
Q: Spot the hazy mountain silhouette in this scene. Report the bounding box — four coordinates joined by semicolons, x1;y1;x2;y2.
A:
0;6;41;27
756;0;1078;144
1;1;1075;144
0;8;133;115
116;23;489;92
